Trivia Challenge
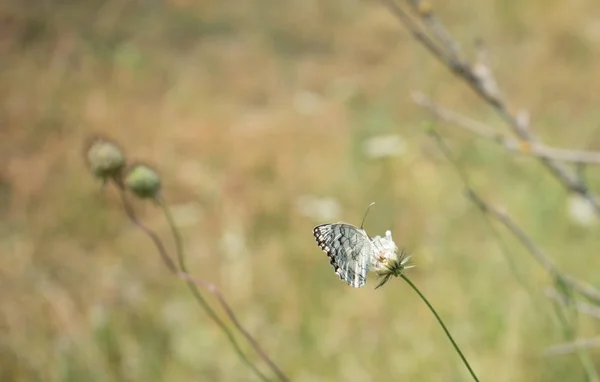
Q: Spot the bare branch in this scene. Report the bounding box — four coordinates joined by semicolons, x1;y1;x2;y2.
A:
535;146;600;166
407;0;462;60
465;189;600;304
379;0;461;71
426;128;600;305
413;92;507;142
380;0;600;213
546;289;600;321
472;39;502;102
542;337;600;357
413;93;600;165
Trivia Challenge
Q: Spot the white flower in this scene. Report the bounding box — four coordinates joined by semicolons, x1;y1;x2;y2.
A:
370;230;414;289
370;230;398;270
363;134;406;159
293;91;322;116
296;195;341;222
568;195;598;227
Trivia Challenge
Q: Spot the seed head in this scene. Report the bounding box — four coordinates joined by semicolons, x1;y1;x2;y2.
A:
124;164;161;199
85;137;125;180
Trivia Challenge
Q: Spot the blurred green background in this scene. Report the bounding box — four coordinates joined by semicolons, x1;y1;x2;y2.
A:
3;0;600;381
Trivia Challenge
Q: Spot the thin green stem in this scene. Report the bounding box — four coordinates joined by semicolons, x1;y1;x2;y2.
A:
551;285;600;382
576;344;600;382
400;274;479;382
426;126;543;308
158;200;271;382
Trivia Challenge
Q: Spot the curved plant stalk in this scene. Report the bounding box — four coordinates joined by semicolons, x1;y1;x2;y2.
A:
400;274;480;382
113;183;287;381
159;200;272;382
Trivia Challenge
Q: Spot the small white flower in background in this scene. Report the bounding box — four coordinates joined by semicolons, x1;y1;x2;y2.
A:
168;203;204;228
363;134;406;159
568;195;598;227
90;304;108;329
293;91;322;116
327;77;359;102
220;222;253;297
370;230;414;289
297;195;341;222
220;230;247;256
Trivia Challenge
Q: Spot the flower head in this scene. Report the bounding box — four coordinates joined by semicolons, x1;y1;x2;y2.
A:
85;137;126;181
370;230;414;289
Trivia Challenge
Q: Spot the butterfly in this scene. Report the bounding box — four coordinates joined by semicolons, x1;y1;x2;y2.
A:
313;222;374;288
312;203;377;287
313;203;412;288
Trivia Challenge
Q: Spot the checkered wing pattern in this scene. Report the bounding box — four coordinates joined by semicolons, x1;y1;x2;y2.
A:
313;223;374;288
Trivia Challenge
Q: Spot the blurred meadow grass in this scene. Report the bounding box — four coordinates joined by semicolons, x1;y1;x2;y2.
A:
3;0;600;381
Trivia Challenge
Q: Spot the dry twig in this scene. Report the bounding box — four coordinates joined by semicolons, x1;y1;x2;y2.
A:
542;337;600;357
427;129;600;304
379;0;600;213
464;189;600;304
547;289;600;321
413;93;600;165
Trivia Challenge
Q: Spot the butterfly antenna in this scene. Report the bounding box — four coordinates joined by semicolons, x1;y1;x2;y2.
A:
360;202;376;229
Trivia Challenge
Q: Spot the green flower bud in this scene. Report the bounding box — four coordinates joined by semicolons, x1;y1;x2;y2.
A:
125;164;161;199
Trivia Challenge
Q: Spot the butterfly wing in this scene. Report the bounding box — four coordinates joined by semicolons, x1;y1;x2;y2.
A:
313;223;373;288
